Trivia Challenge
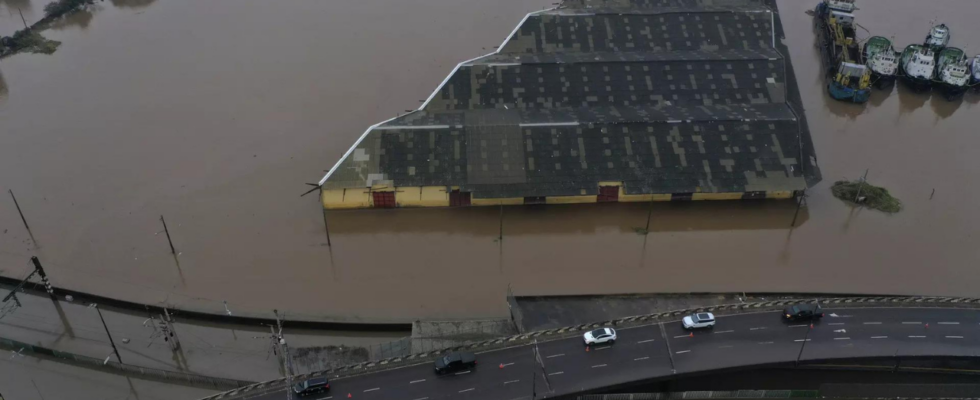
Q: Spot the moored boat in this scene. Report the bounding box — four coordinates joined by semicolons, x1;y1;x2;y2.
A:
935;47;970;100
829;62;872;103
924;23;950;52
899;44;936;92
862;36;899;88
971;55;980;90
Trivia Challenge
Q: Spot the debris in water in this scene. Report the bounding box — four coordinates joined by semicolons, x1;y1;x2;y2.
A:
831;180;902;213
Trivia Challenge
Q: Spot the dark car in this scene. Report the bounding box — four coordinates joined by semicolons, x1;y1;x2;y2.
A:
434;352;477;375
783;304;824;321
292;377;330;396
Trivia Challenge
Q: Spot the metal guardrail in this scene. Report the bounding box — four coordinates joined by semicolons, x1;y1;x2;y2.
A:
0;337;252;390
576;390;820;400
199;296;980;400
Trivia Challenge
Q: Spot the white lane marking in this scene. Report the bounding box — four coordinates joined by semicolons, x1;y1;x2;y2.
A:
674;335;692;338
750;327;767;331
637;339;657;344
939;322;960;325
546;353;564;358
676;350;691;354
594;346;611;351
548;371;564;376
501;363;515;367
902;322;922;325
788;325;808;328
459;388;475;393
871;336;888;339
364;388;380;393
504;380;520;385
316;397;332;400
909;335;927;338
864;322;882;325
713;330;734;334
758;341;774;345
592;364;607;368
455;371;472;375
634;357;650;361
828;323;845;326
410;379;426;384
834;337;850;340
718;345;734;349
413;398;428;400
794;339;811;342
946;336;964;339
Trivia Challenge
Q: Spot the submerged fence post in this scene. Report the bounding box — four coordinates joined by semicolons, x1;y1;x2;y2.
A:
9;190;37;247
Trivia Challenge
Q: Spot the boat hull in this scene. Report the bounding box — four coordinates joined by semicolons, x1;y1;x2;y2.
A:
828;81;871;103
900;75;932;92
870;70;896;89
938;82;968;100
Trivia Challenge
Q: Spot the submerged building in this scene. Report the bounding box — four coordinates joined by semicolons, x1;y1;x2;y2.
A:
319;0;820;209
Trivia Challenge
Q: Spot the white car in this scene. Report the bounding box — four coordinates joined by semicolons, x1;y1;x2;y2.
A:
682;313;716;329
583;327;617;345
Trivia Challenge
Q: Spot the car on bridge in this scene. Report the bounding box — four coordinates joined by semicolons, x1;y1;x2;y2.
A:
583;327;617;345
682;313;716;329
783;304;824;321
292;377;329;396
434;352;477;375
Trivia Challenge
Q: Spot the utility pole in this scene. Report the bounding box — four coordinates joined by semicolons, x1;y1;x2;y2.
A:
9;190;37;247
275;310;294;400
94;305;123;364
159;215;177;255
30;256;56;301
17;8;28;30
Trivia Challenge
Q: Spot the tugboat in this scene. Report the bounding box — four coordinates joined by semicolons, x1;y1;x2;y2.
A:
924;23;950;52
862;36;899;88
971;55;980;90
935;47;970;100
899;44;936;92
814;2;871;103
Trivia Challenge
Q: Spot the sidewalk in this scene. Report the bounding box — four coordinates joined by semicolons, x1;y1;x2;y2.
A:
0;289;406;382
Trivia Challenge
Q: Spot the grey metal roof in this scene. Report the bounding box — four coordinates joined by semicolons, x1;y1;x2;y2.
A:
320;0;821;198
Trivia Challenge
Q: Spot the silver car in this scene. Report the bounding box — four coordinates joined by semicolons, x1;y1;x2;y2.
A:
682;313;716;329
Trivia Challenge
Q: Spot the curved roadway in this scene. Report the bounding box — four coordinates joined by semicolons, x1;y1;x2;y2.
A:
237;308;980;400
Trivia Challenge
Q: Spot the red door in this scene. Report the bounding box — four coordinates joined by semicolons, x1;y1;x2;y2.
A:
372;192;396;208
449;190;471;207
598;186;619;202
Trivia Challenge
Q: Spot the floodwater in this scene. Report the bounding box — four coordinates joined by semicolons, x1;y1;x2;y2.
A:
2;0;979;323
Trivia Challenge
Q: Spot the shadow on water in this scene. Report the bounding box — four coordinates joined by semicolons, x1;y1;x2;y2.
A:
896;82;931;117
0;69;7;104
0;0;32;11
867;85;892;108
110;0;157;9
929;92;962;121
327;200;810;237
47;8;94;30
964;90;980;105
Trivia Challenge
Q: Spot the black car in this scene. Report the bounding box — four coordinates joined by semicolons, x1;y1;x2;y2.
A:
292;377;330;396
783;304;824;321
434;352;476;375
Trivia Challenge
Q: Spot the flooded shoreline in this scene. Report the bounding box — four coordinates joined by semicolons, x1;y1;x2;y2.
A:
2;0;980;322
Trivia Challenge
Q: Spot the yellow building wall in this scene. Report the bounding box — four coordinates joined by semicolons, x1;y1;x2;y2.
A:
322;188;371;209
471;197;524;206
693;192;745;201
396;186;450;207
545;195;598;204
767;190;794;199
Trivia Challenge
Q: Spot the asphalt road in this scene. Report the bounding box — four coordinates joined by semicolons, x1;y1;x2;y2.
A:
236;308;980;400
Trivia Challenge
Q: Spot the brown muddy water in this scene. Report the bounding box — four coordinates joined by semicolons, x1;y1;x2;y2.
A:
2;0;979;323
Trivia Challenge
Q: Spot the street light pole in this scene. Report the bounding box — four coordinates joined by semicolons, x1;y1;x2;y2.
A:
94;305;123;364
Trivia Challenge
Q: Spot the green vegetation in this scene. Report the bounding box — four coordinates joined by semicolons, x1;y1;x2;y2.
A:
0;0;92;58
831;180;902;213
0;29;61;56
44;0;95;18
